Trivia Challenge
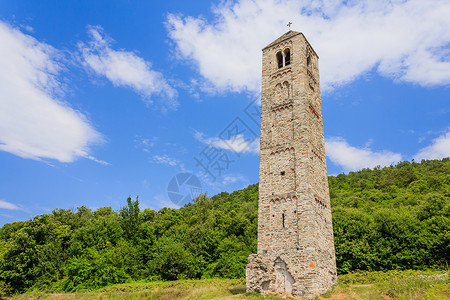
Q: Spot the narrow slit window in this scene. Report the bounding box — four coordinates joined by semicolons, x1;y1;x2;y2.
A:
307;54;311;67
282;213;285;228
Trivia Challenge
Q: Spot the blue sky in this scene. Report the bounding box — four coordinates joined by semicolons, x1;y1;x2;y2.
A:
0;0;449;226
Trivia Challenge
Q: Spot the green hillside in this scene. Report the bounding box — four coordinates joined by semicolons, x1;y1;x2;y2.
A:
330;159;449;273
0;158;448;296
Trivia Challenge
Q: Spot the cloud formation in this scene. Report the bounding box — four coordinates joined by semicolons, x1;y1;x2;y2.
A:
167;0;450;92
80;26;178;109
194;130;259;154
325;137;402;172
414;129;450;161
0;22;102;163
222;174;248;185
0;200;20;210
152;154;179;166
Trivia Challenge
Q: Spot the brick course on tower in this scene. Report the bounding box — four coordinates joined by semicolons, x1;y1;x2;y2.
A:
246;31;337;298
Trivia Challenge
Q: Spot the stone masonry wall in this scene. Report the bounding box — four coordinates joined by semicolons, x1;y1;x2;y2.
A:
246;31;337;299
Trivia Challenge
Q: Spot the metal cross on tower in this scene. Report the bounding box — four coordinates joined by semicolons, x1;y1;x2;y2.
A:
287;22;292;30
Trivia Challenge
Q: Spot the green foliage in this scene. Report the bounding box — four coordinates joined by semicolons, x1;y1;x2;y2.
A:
0;158;448;296
120;196;140;241
147;236;199;280
330;158;450;273
63;239;139;291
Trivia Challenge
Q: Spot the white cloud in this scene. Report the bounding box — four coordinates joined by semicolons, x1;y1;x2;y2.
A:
325;137;402;171
222;174;248;185
167;0;450;92
0;200;20;210
0;213;14;219
80;153;111;166
194;130;259;154
152;154;179;166
134;136;158;153
80;26;178;109
414;129;450;161
0;22;103;163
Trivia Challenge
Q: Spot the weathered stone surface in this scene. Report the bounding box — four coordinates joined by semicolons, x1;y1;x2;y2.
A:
246;254;270;293
246;31;337;299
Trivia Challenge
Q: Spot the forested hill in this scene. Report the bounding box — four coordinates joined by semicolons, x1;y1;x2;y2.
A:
0;159;449;295
329;158;449;273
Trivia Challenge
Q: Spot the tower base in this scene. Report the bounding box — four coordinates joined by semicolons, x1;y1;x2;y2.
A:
246;253;337;299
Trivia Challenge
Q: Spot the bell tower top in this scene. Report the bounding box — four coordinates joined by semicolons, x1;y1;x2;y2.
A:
263;31;319;58
263;31;301;50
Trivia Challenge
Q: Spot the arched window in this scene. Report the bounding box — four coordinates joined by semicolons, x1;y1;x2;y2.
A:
276;49;291;68
284;49;290;66
282;81;290;99
276;51;283;68
274;83;283;103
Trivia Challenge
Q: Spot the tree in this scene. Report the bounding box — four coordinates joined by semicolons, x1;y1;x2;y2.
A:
120;196;140;241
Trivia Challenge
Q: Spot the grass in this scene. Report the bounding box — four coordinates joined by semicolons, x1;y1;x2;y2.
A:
8;279;280;300
322;269;449;300
6;270;449;300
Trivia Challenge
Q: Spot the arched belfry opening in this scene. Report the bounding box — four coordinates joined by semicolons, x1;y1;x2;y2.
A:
276;51;283;68
284;48;290;66
276;49;291;68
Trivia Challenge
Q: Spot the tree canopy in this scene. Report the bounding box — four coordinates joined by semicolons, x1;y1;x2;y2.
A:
0;158;448;295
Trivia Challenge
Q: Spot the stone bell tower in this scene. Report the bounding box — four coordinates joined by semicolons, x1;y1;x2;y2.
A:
246;31;337;298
